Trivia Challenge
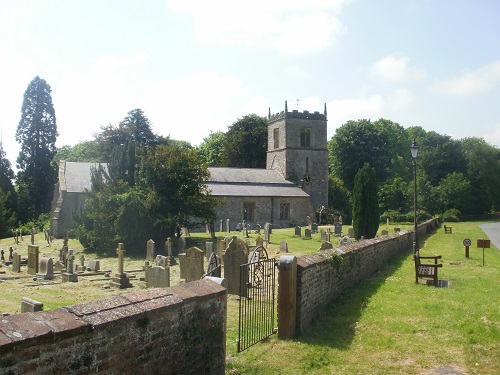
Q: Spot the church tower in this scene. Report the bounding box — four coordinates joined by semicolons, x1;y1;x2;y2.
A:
266;101;329;210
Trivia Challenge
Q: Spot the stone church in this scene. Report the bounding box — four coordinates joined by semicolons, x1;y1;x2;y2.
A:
50;101;329;237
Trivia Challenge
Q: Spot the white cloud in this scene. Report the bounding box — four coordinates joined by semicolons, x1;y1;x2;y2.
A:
168;0;351;54
431;61;500;96
368;53;426;83
140;71;250;145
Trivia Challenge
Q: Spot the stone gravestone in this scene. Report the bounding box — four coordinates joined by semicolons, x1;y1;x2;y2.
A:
295;226;301;237
381;230;389;236
87;260;100;272
185;247;204;282
223;236;247;295
165;238;176;265
311;223;318;233
280;240;288;253
9;247;13;261
306;215;313;229
178;252;186;280
110;243;132;289
206;252;221;278
255;235;264;249
38;257;54;280
76;255;86;272
146;266;170;288
348;228;355;238
154;255;168;268
146;239;155;262
27;245;39;275
21;297;43;313
62;252;78;282
216;239;225;266
254;223;261;234
205;241;214;260
304;228;312;239
226;219;230;233
264;223;271;244
181;227;190;237
319;241;334;251
0;249;4;262
178;236;186;256
12;252;21;273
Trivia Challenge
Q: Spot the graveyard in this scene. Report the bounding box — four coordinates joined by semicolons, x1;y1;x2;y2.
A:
0;221;498;374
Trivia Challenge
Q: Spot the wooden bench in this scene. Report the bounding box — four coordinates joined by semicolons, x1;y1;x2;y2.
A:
444;225;453;234
414;251;442;287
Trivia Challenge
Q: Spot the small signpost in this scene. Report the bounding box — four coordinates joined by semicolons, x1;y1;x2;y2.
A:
463;238;471;258
477;239;491;266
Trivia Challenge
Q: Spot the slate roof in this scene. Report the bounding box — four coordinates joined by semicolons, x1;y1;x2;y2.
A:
207;167;309;197
63;162;108;193
61;163;308;198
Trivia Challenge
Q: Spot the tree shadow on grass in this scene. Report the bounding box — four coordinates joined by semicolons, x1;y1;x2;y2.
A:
297;235;432;350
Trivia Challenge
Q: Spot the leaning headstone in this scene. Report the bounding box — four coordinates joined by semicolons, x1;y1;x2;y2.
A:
27;245;39;275
223;236;247;295
185;247;204;282
87;259;100;272
21;297;43;313
110;243;132;289
38;257;54;280
295;226;301;237
12;252;21;273
146;239;155;262
146;266;170;288
280;240;288;254
304;228;312;239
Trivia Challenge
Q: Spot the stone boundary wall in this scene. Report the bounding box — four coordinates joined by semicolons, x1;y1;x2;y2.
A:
295;218;438;335
0;280;227;375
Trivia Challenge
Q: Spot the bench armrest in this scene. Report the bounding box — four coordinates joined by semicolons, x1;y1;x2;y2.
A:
419;255;442;260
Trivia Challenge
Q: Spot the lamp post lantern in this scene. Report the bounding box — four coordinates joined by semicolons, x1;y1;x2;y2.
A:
410;139;419;255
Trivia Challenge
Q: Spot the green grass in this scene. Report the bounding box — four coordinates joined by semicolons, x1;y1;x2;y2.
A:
1;222;497;374
225;221;500;375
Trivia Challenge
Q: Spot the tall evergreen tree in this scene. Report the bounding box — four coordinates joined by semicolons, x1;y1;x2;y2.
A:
15;76;58;221
352;164;379;239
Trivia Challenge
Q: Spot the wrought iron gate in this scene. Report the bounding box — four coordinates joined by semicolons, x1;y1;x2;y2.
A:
237;246;277;352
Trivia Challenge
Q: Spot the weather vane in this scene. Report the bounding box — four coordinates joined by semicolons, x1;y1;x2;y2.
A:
296;99;300;110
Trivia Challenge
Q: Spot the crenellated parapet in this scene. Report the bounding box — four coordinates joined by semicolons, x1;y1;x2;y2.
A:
268;100;327;123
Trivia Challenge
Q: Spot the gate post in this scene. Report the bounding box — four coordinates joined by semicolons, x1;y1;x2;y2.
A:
278;255;297;339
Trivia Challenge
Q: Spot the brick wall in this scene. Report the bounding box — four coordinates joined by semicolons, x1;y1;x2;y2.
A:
294;219;438;334
0;280;227;375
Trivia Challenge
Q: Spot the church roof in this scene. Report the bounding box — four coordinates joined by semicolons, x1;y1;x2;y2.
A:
63;162;108;193
207;167;309;197
60;163;308;198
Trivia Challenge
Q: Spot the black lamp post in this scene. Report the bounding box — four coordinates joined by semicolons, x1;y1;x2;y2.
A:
410;139;420;255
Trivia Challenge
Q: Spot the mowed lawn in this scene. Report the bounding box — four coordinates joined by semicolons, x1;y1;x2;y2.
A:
225;221;500;375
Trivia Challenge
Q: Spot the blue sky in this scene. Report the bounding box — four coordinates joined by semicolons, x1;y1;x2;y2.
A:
1;0;499;167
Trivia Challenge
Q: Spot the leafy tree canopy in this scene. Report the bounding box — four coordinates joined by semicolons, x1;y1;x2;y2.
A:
221;114;267;168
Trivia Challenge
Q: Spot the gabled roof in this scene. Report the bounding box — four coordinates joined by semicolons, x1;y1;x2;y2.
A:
207;167;309;198
63;162;108;193
59;162;308;198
